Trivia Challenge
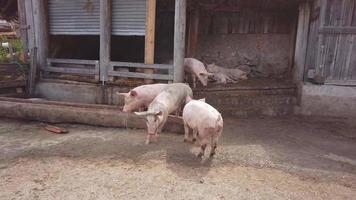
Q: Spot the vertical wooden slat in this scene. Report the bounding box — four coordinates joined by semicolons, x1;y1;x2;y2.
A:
144;0;157;84
24;0;35;52
32;0;48;70
100;0;112;82
173;0;187;83
17;0;28;62
293;2;311;82
316;0;328;77
187;8;199;57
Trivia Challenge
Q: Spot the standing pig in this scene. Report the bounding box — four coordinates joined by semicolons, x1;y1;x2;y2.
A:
184;58;213;88
183;99;223;158
117;84;168;112
135;83;193;144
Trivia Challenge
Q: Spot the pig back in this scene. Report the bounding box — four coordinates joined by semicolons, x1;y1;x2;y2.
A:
155;83;193;114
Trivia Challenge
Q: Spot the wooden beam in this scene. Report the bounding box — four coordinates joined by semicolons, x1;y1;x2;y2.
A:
319;26;356;34
293;2;311;83
187;8;199;57
100;0;112;82
32;0;48;71
28;47;38;96
17;0;29;62
144;0;157;84
110;61;173;70
108;70;173;81
173;0;187;83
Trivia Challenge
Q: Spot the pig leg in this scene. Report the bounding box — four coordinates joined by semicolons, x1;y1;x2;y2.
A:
192;129;198;143
197;143;207;158
192;74;197;88
183;122;190;143
210;139;218;157
145;134;152;145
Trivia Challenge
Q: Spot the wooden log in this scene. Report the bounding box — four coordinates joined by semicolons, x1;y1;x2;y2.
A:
144;0;157;84
100;0;112;82
187;8;199;57
32;0;48;70
0;97;184;134
173;0;187;83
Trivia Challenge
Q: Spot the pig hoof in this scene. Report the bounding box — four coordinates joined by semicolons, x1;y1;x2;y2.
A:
184;138;188;143
209;152;215;158
145;140;150;145
192;138;197;143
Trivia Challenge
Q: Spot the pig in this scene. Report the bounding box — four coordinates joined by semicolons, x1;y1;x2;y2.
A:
117;84;168;112
184;58;213;88
135;83;193;144
182;99;223;158
207;63;248;83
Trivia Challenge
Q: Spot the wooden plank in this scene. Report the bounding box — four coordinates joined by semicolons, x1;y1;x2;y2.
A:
17;0;29;62
43;66;97;75
315;0;328;77
173;0;186;83
325;79;356;86
187;8;199;57
47;58;99;65
110;62;172;70
99;0;112;82
0;81;27;89
32;0;48;70
28;47;37;96
144;0;157;83
108;71;173;81
24;0;35;52
319;26;356;34
293;2;311;82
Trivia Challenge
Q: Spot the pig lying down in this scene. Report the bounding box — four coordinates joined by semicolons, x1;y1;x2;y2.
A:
184;58;213;88
117;84;168;112
183;99;223;158
135;83;193;144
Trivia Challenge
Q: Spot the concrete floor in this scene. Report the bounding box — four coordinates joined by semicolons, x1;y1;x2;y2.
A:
0;116;355;200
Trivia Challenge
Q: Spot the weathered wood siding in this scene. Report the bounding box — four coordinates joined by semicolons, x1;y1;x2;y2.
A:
306;0;356;83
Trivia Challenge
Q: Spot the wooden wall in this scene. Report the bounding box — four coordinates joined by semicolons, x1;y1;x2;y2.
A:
305;0;356;84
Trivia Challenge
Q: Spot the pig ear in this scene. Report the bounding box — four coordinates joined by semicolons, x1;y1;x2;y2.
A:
130;90;138;97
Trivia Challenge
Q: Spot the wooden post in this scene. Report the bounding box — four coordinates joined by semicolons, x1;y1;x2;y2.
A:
144;0;157;84
187;8;199;58
173;0;187;83
100;0;112;82
32;0;48;71
17;0;29;62
28;47;38;96
293;2;311;83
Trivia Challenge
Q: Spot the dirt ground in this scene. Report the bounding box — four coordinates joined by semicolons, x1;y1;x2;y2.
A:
0;116;355;200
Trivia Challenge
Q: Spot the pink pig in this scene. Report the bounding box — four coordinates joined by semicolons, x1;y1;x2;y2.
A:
183;98;223;158
117;84;168;112
184;58;213;88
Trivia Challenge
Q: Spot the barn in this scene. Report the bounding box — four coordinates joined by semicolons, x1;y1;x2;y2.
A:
0;0;355;120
